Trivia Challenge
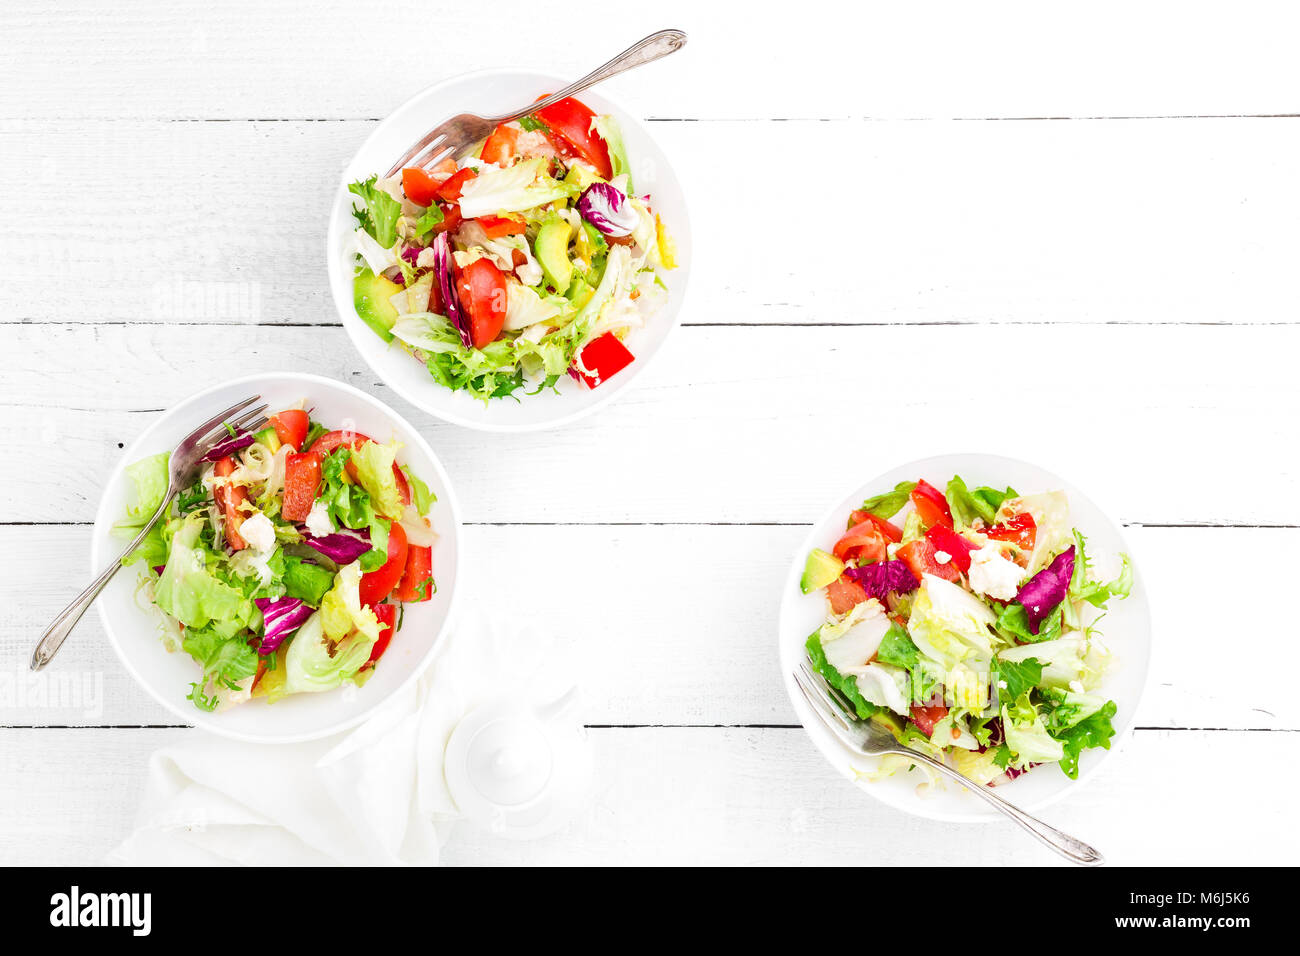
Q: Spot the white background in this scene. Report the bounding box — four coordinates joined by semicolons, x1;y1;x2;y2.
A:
2;0;1298;865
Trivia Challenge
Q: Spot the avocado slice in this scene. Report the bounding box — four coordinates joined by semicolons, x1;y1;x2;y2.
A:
564;274;595;312
800;548;845;594
563;163;603;193
353;269;403;343
534;217;573;292
254;426;281;453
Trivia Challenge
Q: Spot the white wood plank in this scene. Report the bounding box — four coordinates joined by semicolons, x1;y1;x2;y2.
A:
3;1;1298;120
4;117;1299;327
1;323;1296;526
0;726;1293;865
3;524;1294;729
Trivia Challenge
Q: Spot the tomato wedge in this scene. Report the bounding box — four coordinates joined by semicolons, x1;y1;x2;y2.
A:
847;510;903;543
533;96;612;178
477;214;526;238
479;123;520;166
571;332;634;388
364;603;399;668
983;512;1037;552
401;167;442;207
909;704;949;738
825;574;869;615
358;521;408;607
833;521;889;565
910;479;953;529
269;409;309;450
896;538;961;583
213;456;248;550
394;545;434;603
924;524;975;573
435;167;477;203
456;257;508;348
280;451;321;522
305;430;411;509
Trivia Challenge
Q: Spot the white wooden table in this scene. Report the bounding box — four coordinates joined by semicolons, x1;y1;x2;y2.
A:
3;1;1298;865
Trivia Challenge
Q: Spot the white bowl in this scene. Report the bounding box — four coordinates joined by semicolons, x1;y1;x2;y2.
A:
91;372;462;743
778;453;1152;822
327;69;693;432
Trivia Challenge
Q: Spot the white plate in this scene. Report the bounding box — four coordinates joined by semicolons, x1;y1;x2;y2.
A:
778;453;1152;822
326;69;692;432
90;372;462;743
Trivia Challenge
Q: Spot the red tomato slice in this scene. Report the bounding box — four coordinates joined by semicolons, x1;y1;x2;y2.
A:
910;704;949;738
825;574;869;615
280;452;321;522
847;510;904;543
358;521;408;607
434;202;463;236
479;124;520;166
833;521;889;564
984;512;1037;552
364;603;399;668
269;409;309;450
213;456;247;550
456;257;508;348
306;430;412;509
533;96;612;178
924;524;974;573
435;167;477;203
910;479;953;528
572;332;634;388
476;214;526;238
402;167;442;207
896;538;961;583
395;545;434;603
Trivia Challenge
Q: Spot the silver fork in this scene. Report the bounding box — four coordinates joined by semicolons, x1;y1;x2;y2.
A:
794;660;1104;866
384;28;688;178
30;395;268;672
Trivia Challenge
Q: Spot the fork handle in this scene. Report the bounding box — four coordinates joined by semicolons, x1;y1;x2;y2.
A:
491;29;688;124
30;491;175;671
907;751;1105;866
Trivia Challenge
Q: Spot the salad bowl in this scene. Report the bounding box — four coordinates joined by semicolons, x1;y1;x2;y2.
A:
778;453;1152;823
90;372;462;743
326;69;692;433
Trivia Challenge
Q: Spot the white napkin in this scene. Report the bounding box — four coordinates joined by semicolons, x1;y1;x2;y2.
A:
107;610;578;866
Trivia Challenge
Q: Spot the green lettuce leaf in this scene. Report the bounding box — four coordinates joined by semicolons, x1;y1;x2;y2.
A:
348;176;402;248
282;554;334;607
592;114;635;191
805;630;878;720
857;481;917;521
114;452;171;568
154;515;255;631
350;439;404;520
283;610;376;695
945;475;1016;528
1053;699;1118;779
1001;692;1065;766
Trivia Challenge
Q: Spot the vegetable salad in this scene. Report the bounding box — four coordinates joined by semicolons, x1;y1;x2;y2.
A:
800;476;1133;785
116;407;438;711
347;96;678;403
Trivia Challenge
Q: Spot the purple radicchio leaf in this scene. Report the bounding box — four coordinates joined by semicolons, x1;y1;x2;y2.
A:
253;596;315;655
576;182;638;238
842;560;920;601
1015;545;1075;633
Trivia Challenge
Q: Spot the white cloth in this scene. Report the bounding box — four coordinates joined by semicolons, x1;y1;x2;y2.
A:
107;611;576;866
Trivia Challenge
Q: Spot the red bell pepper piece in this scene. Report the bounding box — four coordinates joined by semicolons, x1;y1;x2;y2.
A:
364;603;399;668
394;545;434;603
213;456;248;550
896;538;961;583
910;479;953;528
924;524;975;573
571;332;634;388
280;452;321;522
435;167;477;203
